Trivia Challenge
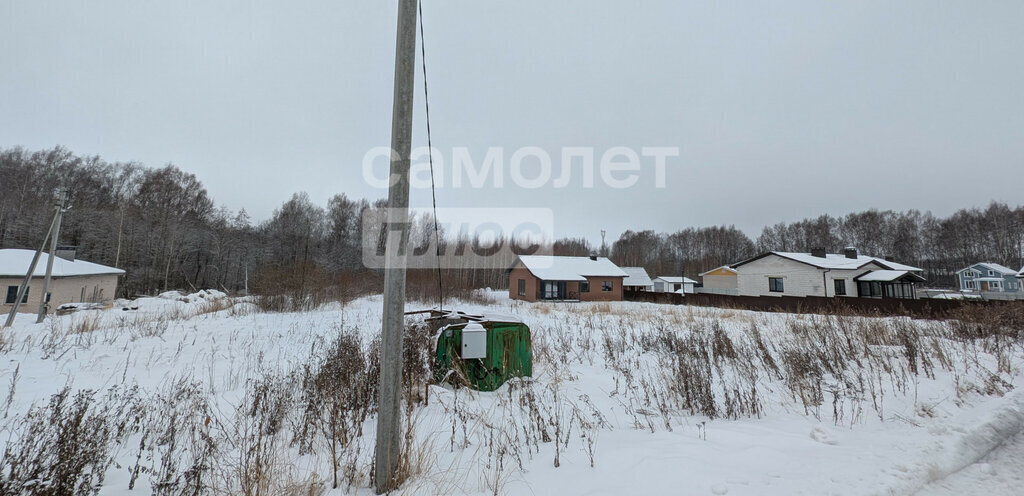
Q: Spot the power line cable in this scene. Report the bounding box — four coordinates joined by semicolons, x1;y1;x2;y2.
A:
418;0;445;313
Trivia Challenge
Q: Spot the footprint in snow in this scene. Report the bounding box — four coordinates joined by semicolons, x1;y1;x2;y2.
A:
810;426;838;445
711;483;729;495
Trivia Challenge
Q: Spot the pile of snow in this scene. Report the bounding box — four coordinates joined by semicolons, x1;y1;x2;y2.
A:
156;289;226;303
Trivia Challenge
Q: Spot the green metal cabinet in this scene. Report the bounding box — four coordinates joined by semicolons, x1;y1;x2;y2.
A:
433;318;532;392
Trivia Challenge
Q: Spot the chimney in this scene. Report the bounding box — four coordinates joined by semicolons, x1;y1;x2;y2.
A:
55;245;77;262
589;254;598;261
844;246;858;259
810;247;827;258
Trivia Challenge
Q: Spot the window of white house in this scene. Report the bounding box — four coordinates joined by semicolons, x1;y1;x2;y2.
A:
517;279;526;297
769;277;784;292
580;281;590;293
5;286;28;304
601;281;613;292
834;279;847;296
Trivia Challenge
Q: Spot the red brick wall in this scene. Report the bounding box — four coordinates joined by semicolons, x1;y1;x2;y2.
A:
509;267;539;302
507;266;625;302
580;276;624;301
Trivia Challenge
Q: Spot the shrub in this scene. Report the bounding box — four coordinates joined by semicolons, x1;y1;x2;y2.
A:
295;329;378;490
0;386;144;495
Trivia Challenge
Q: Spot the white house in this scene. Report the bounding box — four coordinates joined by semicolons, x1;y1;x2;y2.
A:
956;262;1024;299
731;247;925;299
1;248;124;314
652;276;696;294
620;267;654;292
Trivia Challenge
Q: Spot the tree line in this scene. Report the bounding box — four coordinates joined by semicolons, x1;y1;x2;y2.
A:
0;146;531;305
1;146;1021;301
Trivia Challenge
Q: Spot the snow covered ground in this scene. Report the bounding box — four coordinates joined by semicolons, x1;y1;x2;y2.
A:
919;429;1024;495
1;290;1022;495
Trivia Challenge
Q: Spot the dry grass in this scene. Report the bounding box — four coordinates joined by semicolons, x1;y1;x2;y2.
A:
193;296;234;316
66;312;103;334
0;328;10;354
2;295;1021;494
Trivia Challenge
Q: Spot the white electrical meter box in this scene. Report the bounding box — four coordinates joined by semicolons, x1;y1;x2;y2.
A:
461;323;487;359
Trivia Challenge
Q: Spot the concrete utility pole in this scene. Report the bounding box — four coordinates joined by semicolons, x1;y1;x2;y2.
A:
36;194;68;323
375;0;417;492
2;206;60;328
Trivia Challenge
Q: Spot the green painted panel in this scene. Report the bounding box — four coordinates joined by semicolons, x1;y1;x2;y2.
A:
433;321;532;392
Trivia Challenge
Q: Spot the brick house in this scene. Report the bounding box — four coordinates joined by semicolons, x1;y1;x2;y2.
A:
507;255;627;302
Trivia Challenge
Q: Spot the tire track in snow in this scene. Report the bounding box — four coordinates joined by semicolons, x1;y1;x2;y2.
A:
901;388;1024;495
915;429;1024;495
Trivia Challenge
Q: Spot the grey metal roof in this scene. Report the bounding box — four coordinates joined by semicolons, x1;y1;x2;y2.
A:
620;267;653;287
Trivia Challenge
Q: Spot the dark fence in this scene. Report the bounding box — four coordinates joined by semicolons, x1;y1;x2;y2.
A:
623;289;1024;320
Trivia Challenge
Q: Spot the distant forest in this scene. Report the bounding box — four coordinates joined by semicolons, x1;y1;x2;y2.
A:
1;146;1021;301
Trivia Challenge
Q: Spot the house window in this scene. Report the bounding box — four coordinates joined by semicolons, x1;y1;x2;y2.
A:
601;281;613;292
989;270;996;277
543;281;564;299
5;286;28;304
769;277;784;293
580;281;590;293
963;271;973;278
834;279;847;296
966;280;976;290
992;281;1002;290
858;281;883;298
517;279;526;297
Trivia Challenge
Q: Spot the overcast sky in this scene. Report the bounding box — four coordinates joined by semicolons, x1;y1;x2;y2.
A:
2;1;1022;245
